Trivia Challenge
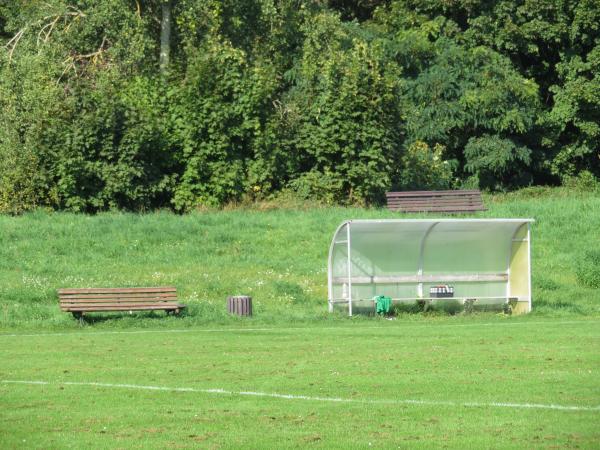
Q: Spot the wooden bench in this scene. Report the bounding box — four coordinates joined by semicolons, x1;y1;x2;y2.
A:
58;287;185;319
385;190;486;213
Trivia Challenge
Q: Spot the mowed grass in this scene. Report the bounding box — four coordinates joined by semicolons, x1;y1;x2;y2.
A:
1;320;599;449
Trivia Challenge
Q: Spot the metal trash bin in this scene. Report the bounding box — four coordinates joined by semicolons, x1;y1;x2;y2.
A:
227;295;252;316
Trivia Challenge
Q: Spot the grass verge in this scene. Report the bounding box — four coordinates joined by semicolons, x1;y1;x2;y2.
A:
1;188;599;330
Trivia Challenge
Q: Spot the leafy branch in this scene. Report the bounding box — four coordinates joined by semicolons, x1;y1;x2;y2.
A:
59;35;110;83
4;5;86;63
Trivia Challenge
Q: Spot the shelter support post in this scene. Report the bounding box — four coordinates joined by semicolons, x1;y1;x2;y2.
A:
507;223;532;314
417;222;438;298
527;223;532;312
347;222;352;316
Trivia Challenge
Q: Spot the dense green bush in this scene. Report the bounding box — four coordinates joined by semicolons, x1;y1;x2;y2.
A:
1;0;599;212
0;32;66;213
562;171;600;193
401;42;540;188
170;37;277;210
464;135;532;190
396;141;453;190
275;13;405;205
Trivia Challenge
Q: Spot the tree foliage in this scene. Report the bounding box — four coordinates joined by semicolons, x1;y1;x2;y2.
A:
0;0;599;213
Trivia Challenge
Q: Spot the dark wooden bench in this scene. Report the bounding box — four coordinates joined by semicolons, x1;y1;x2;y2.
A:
58;287;185;319
385;190;486;213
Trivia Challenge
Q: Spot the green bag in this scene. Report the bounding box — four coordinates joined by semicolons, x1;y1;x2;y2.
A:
374;295;391;314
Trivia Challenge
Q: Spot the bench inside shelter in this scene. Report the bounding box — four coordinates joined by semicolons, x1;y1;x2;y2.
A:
58;287;185;319
386;190;486;213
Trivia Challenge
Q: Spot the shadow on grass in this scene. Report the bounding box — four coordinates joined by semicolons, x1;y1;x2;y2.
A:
74;310;185;325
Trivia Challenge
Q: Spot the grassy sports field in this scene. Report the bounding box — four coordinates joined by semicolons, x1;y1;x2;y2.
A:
1;320;599;448
1;187;600;448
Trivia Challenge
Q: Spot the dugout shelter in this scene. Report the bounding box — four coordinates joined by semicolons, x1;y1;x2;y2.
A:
327;219;533;315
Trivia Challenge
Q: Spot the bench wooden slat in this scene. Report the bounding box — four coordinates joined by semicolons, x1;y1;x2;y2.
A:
386;190;482;197
60;299;177;307
385;190;486;213
387;199;484;206
387;203;485;210
391;206;486;213
387;199;483;203
60;299;179;305
386;193;482;199
61;303;181;308
58;294;178;301
58;287;176;294
386;197;483;203
387;193;483;199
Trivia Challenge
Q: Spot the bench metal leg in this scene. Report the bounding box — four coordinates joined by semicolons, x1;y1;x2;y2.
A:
463;298;476;313
71;311;85;325
417;299;432;312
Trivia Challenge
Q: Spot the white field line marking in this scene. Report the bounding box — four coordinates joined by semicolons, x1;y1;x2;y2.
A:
0;320;598;338
2;380;599;413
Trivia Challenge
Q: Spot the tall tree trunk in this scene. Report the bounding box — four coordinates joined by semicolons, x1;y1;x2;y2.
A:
160;0;171;74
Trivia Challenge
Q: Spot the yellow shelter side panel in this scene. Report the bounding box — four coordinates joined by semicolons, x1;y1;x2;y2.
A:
509;224;530;313
513;223;528;240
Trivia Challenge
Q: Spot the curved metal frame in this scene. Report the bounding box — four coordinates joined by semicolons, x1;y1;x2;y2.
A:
327;221;350;312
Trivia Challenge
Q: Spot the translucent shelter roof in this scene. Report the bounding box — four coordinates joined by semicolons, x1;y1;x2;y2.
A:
328;219;533;315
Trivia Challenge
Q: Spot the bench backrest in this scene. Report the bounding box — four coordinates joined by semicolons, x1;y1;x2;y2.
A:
385;190;485;213
58;287;178;312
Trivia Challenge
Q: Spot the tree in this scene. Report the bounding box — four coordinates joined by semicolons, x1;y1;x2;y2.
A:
160;0;171;74
401;41;540;189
